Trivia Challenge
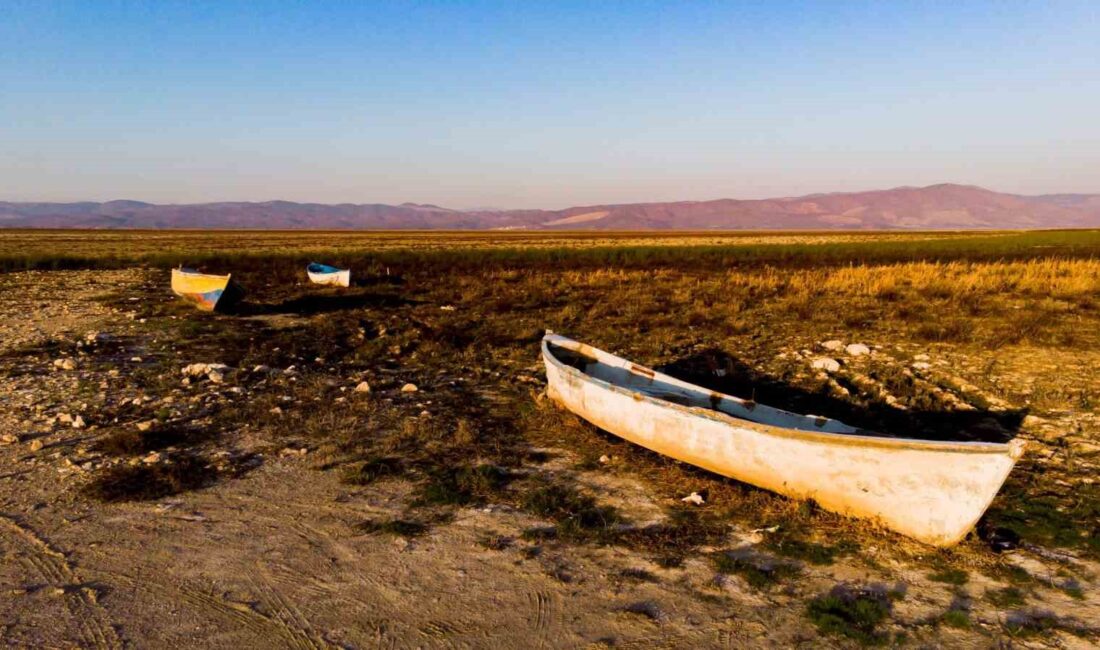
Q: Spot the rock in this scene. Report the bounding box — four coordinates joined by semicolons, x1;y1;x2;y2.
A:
440;305;457;311
400;383;419;393
284;365;297;375
57;413;73;425
142;452;161;464
54;358;77;371
911;361;931;370
269;406;283;415
845;343;871;357
182;362;229;378
821;340;844;352
681;492;706;506
130;356;143;362
206;370;224;384
598;454;611;464
135;420;154;432
354;381;372;394
914;353;930;361
252;365;270;373
71;415;85;429
811;357;841;373
0;434;19;445
29;439;44;452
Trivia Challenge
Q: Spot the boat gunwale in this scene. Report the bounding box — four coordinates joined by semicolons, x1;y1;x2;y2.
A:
306;262;348;274
542;333;1024;458
173;267;233;283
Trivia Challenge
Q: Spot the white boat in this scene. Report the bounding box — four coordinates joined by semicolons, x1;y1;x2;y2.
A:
541;332;1025;547
307;262;350;287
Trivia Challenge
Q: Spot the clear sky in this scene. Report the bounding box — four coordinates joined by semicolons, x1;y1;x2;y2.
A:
2;1;1097;208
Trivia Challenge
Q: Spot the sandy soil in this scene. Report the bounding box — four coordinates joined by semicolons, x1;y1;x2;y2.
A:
1;270;1097;649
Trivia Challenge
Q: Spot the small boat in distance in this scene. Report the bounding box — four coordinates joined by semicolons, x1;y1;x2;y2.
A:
307;262;351;287
170;268;243;312
541;332;1025;547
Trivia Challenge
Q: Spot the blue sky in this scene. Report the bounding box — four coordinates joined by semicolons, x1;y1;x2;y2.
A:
2;1;1097;207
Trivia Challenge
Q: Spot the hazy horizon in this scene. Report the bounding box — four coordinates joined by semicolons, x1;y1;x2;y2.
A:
3;1;1098;209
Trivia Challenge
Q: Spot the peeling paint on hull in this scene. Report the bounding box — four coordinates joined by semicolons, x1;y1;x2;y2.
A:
541;333;1025;547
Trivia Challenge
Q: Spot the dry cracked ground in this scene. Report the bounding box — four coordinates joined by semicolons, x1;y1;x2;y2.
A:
1;267;1098;649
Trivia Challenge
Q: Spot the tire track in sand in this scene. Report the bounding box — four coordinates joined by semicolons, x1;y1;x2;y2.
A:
0;513;122;650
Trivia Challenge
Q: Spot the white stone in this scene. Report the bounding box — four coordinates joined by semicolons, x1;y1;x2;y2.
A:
911;361;932;370
681;492;706;506
811;357;841;373
845;343;871;357
354;381;371;393
71;415;86;429
821;340;844;352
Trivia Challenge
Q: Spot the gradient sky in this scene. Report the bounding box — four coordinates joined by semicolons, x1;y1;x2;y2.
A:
2;1;1098;208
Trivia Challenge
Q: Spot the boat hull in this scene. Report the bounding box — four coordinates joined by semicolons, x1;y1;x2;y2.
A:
307;269;350;287
541;334;1024;547
171;269;241;312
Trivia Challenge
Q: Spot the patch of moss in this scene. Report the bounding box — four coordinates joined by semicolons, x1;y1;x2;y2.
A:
927;568;969;586
519;482;620;542
712;552;799;590
766;535;859;566
941;609;970;629
985;586;1027;608
340;456;404;485
83;456;215;502
806;587;891;646
355;518;428;537
415;463;513;506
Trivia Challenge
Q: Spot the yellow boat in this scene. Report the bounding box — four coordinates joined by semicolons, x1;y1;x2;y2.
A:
170;268;243;311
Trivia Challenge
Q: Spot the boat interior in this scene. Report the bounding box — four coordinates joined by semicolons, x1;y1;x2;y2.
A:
548;339;861;435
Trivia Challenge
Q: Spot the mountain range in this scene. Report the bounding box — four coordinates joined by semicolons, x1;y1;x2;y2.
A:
2;184;1099;231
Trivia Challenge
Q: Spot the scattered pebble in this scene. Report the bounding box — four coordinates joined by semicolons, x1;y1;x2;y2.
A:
401;383;419;393
354;381;371;393
820;340;844;352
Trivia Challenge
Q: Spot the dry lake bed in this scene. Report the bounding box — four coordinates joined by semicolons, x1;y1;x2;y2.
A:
1;230;1098;648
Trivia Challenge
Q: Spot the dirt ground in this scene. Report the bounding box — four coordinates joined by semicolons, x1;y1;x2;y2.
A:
1;269;1097;649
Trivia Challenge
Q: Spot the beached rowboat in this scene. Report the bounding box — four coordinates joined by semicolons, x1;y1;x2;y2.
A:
307;262;351;287
170;268;243;312
541;332;1025;547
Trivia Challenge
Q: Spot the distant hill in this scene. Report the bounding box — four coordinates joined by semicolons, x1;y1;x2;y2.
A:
3;184;1099;230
